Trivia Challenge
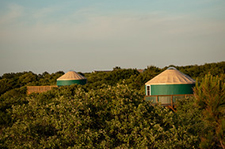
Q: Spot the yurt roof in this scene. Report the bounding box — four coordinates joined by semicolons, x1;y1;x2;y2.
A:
57;71;86;81
145;67;195;85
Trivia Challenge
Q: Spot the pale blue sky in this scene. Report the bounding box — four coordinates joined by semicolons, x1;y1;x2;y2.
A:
0;0;225;75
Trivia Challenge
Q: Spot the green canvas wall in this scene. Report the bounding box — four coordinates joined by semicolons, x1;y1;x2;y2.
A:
57;79;87;86
146;84;195;95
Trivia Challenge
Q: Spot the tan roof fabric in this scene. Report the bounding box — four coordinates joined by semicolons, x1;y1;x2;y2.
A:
145;67;195;85
57;71;86;80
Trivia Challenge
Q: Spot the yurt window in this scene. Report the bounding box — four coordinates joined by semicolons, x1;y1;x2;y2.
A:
146;85;150;96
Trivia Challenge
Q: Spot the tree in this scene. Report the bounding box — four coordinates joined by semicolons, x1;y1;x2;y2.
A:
18;72;37;86
0;84;199;148
194;73;225;148
0;79;13;95
175;97;203;144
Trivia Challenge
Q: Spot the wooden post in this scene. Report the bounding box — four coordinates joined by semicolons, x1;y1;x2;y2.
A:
171;95;173;107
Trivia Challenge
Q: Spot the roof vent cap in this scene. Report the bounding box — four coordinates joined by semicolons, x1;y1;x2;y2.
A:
167;67;177;70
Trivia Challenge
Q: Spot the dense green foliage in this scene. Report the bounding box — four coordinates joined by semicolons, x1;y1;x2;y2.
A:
194;74;225;148
0;61;224;148
0;71;64;95
0;84;199;148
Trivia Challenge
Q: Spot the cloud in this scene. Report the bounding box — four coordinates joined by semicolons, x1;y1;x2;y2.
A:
0;5;224;74
0;3;24;25
1;10;225;48
31;6;64;24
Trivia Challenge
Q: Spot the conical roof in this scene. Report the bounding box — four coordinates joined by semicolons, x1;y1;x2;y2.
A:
57;71;86;81
145;67;195;85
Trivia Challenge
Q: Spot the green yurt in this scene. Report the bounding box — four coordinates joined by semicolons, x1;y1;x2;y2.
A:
145;67;195;105
57;71;87;87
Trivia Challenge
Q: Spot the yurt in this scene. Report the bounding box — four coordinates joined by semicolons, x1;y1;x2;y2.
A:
145;67;195;105
57;71;87;86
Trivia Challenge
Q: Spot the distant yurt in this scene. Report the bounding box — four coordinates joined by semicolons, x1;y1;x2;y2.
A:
57;71;87;86
145;67;195;105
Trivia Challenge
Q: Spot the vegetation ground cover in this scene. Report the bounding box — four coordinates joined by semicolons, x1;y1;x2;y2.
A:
0;62;224;148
